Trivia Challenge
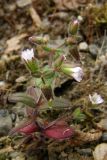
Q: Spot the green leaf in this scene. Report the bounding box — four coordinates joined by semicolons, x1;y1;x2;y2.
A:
73;108;86;122
35;77;44;88
8;93;36;108
42;46;63;56
42;46;52;52
54;49;63;60
38;98;71;111
45;76;54;87
50;97;71;108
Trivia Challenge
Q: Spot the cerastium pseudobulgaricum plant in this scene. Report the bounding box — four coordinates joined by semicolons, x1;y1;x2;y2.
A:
8;19;84;143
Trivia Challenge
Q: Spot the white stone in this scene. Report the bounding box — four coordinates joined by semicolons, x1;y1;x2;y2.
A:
79;42;88;51
16;0;31;7
93;143;107;160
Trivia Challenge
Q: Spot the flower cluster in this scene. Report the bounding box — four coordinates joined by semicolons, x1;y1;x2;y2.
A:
21;48;84;83
9;19;104;148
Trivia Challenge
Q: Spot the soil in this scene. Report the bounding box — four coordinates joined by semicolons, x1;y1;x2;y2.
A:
0;0;107;160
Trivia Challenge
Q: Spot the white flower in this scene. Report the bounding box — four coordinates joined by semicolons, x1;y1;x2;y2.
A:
89;93;104;104
70;67;83;82
61;66;83;82
21;49;34;61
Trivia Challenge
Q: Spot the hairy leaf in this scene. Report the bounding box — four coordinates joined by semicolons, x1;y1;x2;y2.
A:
8;93;36;108
43;120;74;140
9;121;38;135
49;97;71;109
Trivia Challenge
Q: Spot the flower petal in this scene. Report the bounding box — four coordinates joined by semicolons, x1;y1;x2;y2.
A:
71;67;83;82
21;49;34;61
89;93;104;104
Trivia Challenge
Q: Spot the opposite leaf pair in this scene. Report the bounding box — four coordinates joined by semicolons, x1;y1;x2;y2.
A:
9;87;74;140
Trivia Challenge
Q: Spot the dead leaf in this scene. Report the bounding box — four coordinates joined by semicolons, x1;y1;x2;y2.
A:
0;146;13;154
16;0;32;7
54;0;93;10
0;60;6;73
76;130;102;142
5;33;27;54
93;143;107;160
29;6;42;27
15;76;27;83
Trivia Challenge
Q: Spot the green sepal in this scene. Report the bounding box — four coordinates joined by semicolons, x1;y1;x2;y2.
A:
42;46;51;52
35;66;56;88
25;59;40;74
54;49;63;60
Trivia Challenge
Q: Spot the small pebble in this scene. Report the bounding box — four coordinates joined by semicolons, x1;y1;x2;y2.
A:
61;151;68;157
16;0;31;7
89;44;99;58
0;110;12;136
10;112;17;123
0;81;6;88
93;143;107;160
0;109;8;117
102;132;107;141
10;151;25;160
76;148;92;156
79;42;88;51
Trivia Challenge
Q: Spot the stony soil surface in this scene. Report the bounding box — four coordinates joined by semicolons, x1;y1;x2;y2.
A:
0;0;107;160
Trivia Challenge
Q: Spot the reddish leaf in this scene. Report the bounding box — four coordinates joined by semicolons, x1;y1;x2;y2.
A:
9;121;38;135
43;121;74;140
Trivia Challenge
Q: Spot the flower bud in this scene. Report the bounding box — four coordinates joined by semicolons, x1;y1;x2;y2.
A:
54;55;66;69
69;19;79;35
29;36;49;45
